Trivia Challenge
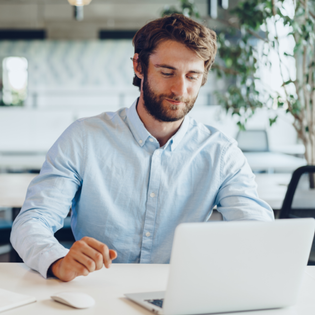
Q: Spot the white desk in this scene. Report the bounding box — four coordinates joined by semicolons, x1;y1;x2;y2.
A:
255;173;292;210
255;172;315;211
0;263;315;315
244;152;306;173
0;151;306;174
0;153;45;172
0;173;37;209
270;144;305;156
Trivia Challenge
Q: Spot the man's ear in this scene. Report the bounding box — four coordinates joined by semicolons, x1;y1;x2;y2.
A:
133;53;144;80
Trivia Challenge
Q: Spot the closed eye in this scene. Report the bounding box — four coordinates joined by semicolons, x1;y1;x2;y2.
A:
161;72;173;77
188;76;198;80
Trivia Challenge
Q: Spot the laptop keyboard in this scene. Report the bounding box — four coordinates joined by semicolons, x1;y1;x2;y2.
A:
145;298;164;308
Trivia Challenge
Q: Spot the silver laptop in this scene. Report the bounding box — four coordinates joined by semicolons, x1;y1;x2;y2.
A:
125;218;315;315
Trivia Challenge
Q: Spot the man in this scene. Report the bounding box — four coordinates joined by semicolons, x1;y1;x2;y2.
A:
11;14;274;282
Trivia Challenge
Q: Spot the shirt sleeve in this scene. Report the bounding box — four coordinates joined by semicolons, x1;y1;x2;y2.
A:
10;120;85;278
215;140;274;221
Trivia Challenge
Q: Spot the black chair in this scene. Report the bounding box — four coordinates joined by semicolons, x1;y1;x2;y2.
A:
0;218;11;239
0;219;12;253
278;165;315;264
55;216;75;249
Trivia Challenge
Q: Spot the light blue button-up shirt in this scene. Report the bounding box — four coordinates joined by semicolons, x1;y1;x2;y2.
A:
11;100;274;278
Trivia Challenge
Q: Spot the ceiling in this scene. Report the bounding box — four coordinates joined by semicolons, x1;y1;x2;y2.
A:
0;0;239;39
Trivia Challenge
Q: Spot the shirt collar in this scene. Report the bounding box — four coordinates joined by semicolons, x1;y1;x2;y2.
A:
167;114;190;151
126;99;151;148
125;98;190;151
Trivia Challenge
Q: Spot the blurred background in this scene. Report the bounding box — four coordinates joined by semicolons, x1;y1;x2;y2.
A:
0;0;304;167
0;0;230;159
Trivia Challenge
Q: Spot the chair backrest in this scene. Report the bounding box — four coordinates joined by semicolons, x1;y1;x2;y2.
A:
278;165;315;264
0;220;12;246
236;129;269;152
279;166;315;219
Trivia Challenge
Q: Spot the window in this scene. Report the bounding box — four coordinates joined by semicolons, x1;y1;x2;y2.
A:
1;57;28;106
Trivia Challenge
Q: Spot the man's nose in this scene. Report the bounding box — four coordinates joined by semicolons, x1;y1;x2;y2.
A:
170;76;187;96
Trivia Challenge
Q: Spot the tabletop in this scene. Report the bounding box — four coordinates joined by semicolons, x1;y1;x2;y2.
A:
0;153;45;172
0;149;306;177
254;173;292;210
244;152;306;173
0;173;37;208
0;263;315;315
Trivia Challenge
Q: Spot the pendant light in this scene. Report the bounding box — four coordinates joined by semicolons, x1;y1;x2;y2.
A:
67;0;92;21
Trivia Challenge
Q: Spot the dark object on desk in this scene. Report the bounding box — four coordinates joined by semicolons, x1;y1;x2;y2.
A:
0;218;12;261
279;165;315;264
0;220;12;246
236;129;269;152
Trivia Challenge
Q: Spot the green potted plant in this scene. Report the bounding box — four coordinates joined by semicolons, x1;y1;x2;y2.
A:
162;0;315;170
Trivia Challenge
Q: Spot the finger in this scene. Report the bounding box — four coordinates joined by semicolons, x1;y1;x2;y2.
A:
100;244;111;268
93;251;105;270
70;250;97;273
71;260;90;277
74;238;104;270
81;237;112;268
109;249;117;260
62;255;90;279
80;245;104;271
106;250;117;268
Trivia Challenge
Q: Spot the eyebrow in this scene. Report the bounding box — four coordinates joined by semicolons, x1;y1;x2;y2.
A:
154;63;203;74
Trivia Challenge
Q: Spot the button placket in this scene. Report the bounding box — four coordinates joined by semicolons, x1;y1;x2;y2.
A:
139;149;162;263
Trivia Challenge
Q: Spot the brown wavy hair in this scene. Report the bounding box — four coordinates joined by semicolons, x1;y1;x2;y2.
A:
132;13;217;89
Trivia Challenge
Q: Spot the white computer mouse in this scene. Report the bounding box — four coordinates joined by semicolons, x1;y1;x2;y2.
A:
51;291;95;309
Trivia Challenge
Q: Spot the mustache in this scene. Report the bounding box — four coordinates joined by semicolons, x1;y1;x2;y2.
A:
161;94;191;103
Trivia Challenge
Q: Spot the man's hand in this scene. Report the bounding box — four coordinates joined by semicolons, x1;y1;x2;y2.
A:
51;236;117;282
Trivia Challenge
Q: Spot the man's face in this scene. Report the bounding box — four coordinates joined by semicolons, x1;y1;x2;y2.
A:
141;40;205;122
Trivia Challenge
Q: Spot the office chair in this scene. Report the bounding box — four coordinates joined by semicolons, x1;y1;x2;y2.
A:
0;217;12;261
0;219;12;246
278;165;315;264
236;129;269;152
55;216;75;249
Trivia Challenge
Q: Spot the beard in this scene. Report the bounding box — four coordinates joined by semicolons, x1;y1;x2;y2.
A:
142;75;198;122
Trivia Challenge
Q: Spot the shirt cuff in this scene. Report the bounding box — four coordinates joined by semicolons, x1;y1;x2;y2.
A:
46;258;64;278
39;245;69;279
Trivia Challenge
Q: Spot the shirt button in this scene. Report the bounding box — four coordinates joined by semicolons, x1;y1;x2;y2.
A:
149;138;154;142
139;140;143;144
146;232;151;237
150;192;155;198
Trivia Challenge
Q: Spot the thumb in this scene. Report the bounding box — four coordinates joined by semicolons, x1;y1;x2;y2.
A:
109;249;117;260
